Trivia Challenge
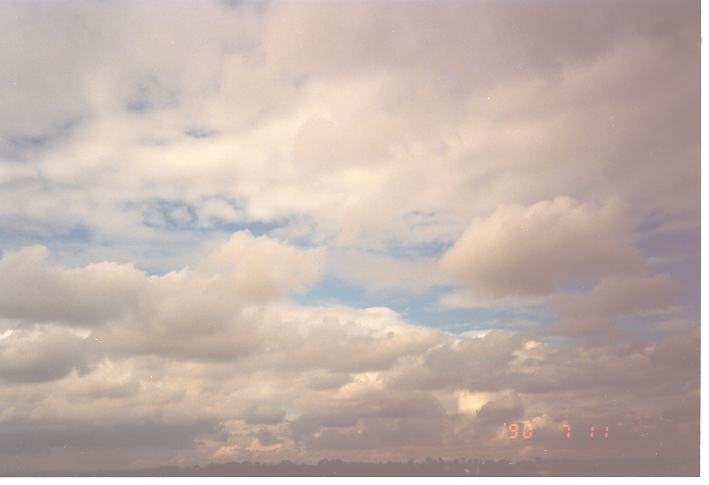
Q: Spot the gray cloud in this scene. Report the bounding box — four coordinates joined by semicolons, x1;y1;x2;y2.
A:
547;273;677;336
0;419;217;454
0;325;88;383
243;404;286;425
477;392;524;423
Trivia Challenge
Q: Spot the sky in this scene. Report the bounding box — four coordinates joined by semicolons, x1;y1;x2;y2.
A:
0;0;700;474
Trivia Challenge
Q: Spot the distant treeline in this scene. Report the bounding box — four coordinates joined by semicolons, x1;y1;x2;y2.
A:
12;456;699;477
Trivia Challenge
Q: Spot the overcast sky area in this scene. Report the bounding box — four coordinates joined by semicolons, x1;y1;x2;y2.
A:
0;0;700;474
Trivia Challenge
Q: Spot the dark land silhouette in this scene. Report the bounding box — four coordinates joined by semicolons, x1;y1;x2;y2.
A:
10;457;698;477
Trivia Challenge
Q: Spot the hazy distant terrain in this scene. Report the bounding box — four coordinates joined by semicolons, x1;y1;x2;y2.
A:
14;458;699;477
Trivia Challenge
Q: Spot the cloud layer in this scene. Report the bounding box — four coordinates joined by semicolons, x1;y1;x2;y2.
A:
0;0;699;474
0;236;698;472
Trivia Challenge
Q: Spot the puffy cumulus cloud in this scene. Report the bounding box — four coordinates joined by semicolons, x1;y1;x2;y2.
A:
197;231;323;301
387;330;527;392
0;246;698;471
0;245;147;325
253;304;443;373
438;196;686;340
382;326;699;400
0;232;321;361
271;326;698;460
440;197;646;300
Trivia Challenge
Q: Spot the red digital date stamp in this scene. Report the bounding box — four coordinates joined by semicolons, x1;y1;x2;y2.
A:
504;423;609;440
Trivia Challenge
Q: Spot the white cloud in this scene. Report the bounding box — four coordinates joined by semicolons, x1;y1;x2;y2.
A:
197;231;323;301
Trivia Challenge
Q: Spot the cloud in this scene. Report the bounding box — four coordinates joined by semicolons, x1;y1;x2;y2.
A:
0;325;88;383
0;245;146;325
440;197;646;299
252;304;443;374
387;330;527;392
197;231;323;301
650;325;700;372
438;196;681;339
0;0;699;473
243;404;286;425
0;418;217;454
547;274;677;336
476;392;525;423
0;239;697;469
0;0;698;264
0;232;322;362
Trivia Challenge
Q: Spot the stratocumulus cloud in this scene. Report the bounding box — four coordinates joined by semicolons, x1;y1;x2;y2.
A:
0;0;699;474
